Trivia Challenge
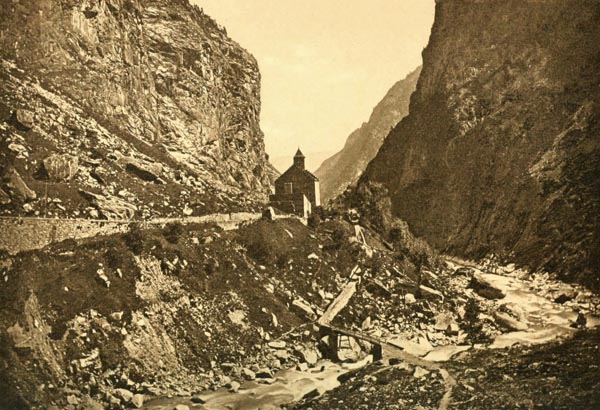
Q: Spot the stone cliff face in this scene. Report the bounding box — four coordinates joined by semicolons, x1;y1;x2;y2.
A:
315;67;421;203
361;0;600;289
0;0;274;219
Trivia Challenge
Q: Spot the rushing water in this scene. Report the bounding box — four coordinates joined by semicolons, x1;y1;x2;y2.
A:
480;271;600;349
143;262;599;409
143;356;373;410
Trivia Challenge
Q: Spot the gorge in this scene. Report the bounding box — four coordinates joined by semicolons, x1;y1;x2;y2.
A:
0;1;599;409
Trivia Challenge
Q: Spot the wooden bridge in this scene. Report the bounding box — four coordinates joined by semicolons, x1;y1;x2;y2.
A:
318;324;383;361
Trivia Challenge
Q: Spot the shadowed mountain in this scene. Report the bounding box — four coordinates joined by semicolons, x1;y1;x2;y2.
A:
359;0;600;290
315;67;421;203
0;0;276;219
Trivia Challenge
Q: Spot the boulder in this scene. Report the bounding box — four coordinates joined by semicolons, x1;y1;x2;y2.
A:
404;293;416;304
366;279;392;298
114;388;133;402
268;340;286;349
493;311;528;331
257;377;277;385
413;366;430;378
255;368;273;378
228;381;240;393
241;367;256;380
78;397;104;410
8;143;28;157
297;362;309;371
220;362;237;372
453;266;475;276
5;168;36;201
131;394;144;408
10;109;35;131
107;394;121;406
191;396;207;404
79;190;137;219
434;313;458;334
42;154;79;181
300;348;319;366
0;187;10;205
554;291;576;304
292;298;316;318
419;285;444;300
174;405;190;410
119;156;163;183
469;273;505;299
302;389;320;401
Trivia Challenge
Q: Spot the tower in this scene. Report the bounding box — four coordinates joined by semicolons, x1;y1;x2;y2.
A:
293;148;305;170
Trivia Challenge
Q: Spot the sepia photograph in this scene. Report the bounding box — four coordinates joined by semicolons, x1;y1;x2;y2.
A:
0;0;599;409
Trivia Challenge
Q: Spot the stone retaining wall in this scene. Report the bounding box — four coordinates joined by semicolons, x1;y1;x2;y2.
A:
0;212;263;254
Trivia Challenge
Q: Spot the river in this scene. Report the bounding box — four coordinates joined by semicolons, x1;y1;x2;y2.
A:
143;356;372;410
143;260;599;409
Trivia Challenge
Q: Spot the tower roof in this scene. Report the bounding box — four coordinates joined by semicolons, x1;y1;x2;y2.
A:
294;148;305;158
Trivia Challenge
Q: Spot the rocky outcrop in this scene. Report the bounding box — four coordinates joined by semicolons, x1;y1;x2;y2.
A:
315;67;421;203
0;0;274;218
3;167;36;201
42;154;79;182
360;0;600;290
79;189;138;220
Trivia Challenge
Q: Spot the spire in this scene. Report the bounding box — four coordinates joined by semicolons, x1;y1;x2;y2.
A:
293;147;305;169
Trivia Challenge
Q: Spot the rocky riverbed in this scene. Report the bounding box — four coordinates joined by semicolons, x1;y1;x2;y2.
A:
137;257;600;410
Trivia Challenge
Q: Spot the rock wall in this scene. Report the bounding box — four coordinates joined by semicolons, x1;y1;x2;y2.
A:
360;0;600;290
0;218;129;254
0;0;275;219
316;67;421;203
0;212;262;254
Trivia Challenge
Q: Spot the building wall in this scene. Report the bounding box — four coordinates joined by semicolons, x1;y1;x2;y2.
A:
269;192;306;217
314;181;321;207
269;193;311;218
274;169;318;207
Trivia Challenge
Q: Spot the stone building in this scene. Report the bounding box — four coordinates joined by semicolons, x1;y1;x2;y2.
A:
269;149;321;217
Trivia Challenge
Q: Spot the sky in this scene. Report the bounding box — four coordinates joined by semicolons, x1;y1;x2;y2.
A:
193;0;436;172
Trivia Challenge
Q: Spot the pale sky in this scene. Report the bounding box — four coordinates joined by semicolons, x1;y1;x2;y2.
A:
193;0;435;171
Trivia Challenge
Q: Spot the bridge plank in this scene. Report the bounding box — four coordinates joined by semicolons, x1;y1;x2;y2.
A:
317;281;357;325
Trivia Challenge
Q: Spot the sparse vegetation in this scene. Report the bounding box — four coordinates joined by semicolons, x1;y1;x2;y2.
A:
123;224;145;254
163;222;185;244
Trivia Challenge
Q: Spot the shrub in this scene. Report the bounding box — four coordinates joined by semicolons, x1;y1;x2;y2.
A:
164;222;185;244
307;211;321;229
462;298;491;343
123;224;144;254
325;226;348;252
240;220;291;266
245;234;275;265
105;246;123;270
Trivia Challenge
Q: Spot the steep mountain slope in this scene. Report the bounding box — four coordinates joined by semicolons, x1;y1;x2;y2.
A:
0;211;453;409
360;0;600;290
0;0;274;219
315;67;421;203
